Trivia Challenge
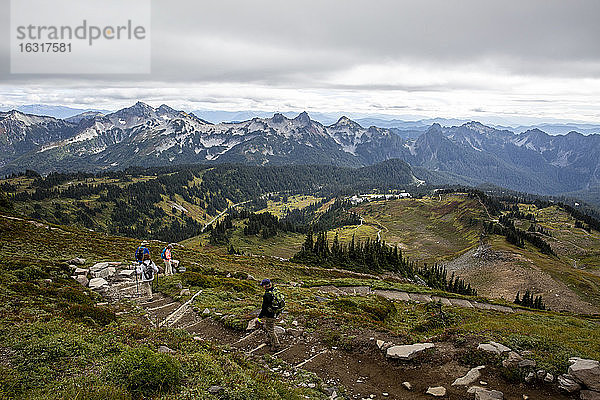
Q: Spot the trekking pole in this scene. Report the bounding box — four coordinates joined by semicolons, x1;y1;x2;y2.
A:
135;264;139;296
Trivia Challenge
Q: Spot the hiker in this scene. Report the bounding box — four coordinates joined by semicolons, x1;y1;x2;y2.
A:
161;244;174;276
257;278;285;350
135;241;150;264
136;252;159;300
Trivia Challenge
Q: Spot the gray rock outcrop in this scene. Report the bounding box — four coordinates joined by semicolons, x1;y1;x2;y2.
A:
569;358;600;391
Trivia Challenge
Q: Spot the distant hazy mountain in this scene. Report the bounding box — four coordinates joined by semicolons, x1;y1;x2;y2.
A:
0;104;110;120
2;102;600;205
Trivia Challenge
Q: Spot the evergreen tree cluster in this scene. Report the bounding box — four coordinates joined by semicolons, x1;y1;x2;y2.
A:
514;290;546;310
484;216;555;256
418;264;477;296
208;215;233;245
292;231;413;274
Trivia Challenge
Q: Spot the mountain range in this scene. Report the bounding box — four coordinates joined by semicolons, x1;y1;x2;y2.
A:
1;102;600;204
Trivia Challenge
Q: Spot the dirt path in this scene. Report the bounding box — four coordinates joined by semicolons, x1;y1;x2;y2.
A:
201;199;252;232
103;280;571;400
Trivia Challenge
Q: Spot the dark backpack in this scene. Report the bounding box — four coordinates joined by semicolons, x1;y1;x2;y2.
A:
269;288;286;315
142;261;154;281
135;246;148;262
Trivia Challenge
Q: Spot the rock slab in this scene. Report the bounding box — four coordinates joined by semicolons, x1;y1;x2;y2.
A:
452;366;485;386
557;374;581;393
88;277;108;289
478;341;511;355
386;343;434;360
425;386;446;397
474;388;504;400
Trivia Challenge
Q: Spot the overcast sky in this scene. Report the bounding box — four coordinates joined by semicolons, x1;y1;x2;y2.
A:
1;0;600;124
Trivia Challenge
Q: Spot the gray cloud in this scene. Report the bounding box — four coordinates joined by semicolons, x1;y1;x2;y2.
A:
1;0;600;125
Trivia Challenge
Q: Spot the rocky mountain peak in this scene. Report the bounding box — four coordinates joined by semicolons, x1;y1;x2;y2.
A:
294;111;311;125
271;112;287;124
333;116;363;130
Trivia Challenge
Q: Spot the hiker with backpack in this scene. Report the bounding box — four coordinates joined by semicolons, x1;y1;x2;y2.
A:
257;278;285;350
135;242;150;264
135;252;159;300
161;244;174;276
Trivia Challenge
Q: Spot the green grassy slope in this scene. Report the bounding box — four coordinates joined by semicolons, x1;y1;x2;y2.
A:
1;214;600;400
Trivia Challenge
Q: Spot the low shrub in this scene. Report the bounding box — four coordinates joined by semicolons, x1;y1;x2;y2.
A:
182;272;218;288
64;304;116;326
107;347;183;397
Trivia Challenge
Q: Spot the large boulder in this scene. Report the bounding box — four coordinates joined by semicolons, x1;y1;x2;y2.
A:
569;358;600;391
68;257;86;265
452;366;485;386
88;277;108;290
557;374;582;393
478;341;511;355
386;343;434;360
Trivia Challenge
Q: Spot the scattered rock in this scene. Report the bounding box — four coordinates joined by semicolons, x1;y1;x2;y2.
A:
377;340;385;349
386;343;434;360
287;328;302;337
524;372;535;383
543;372;554;383
473;388;503;400
426;386;446;397
580;390;600;400
468;386;484;394
557;374;581;393
569;358;600;391
502;351;523;368
478;341;511;355
69;257;86;265
203;308;211;315
193;336;203;341
274;326;286;335
73;275;89;287
88;277;108;290
208;385;225;394
402;382;412;390
452;366;485;386
73;267;88;275
158;345;175;353
91;267;112;279
536;369;547;380
247;318;257;330
292;320;299;326
120;269;135;277
90;262;109;271
519;359;536;368
180;289;191;296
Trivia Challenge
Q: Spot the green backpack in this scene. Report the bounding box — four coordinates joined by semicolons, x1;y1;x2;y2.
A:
269;288;286;315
